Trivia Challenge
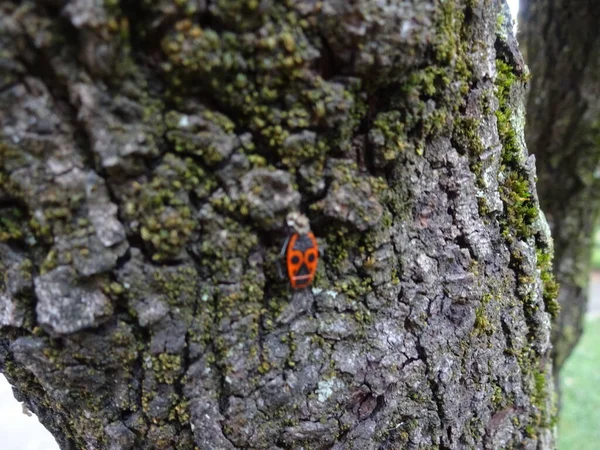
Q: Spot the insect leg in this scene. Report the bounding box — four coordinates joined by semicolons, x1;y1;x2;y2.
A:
279;236;290;258
277;236;291;279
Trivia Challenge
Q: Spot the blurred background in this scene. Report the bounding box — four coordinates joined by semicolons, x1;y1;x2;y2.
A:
0;1;598;449
561;232;600;450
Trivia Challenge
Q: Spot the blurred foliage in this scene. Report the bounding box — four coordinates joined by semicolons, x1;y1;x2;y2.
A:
592;228;600;270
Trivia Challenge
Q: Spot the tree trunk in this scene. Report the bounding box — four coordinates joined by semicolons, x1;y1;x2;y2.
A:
0;1;558;449
519;0;600;377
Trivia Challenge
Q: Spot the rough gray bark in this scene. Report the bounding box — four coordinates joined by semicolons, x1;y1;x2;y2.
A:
519;0;600;377
0;1;557;449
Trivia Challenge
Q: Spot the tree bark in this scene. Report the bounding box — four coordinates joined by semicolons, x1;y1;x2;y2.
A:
0;1;558;449
519;0;600;377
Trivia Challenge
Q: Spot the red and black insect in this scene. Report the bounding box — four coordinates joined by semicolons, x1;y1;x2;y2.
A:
282;212;318;289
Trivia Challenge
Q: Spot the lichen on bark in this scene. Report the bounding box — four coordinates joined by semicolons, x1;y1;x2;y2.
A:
1;1;557;449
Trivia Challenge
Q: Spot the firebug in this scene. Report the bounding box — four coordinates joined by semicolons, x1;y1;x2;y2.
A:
282;212;318;289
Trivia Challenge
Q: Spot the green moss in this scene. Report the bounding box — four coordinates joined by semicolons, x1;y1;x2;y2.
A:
124;155;207;261
159;4;367;175
40;249;58;275
335;276;373;302
376;1;472;156
371;111;408;163
532;371;547;409
495;63;558;442
0;143;28;171
153;354;182;385
0;159;32;242
197;218;258;285
492;384;504;408
324;226;358;269
536;248;560;319
169;400;190;423
494;58;539;240
0;207;24;241
453;117;484;156
280;331;298;368
495;108;520;166
153;265;198;307
453;116;487;190
477;197;490;217
29;217;52;242
526;369;554;433
500;172;538;239
278;135;329;168
496;12;506;34
209;192;250;218
512;345;554;435
257;359;271;375
473;293;495;335
495;60;517;105
138;207;194;261
104;281;125;296
2;152;93;248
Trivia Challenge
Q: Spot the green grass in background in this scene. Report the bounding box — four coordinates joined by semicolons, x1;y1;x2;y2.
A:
559;317;600;449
